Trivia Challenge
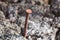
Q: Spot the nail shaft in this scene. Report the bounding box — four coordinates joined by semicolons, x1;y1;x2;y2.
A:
24;13;29;38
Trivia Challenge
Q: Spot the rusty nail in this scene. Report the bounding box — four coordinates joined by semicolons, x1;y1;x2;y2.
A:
24;9;32;38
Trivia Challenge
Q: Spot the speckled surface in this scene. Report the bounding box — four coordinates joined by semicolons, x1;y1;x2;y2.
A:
0;0;60;40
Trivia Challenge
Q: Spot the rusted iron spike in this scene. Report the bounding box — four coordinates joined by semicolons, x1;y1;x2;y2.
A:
24;9;32;38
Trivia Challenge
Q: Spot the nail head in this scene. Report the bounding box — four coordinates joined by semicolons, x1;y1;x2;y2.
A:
26;9;32;14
